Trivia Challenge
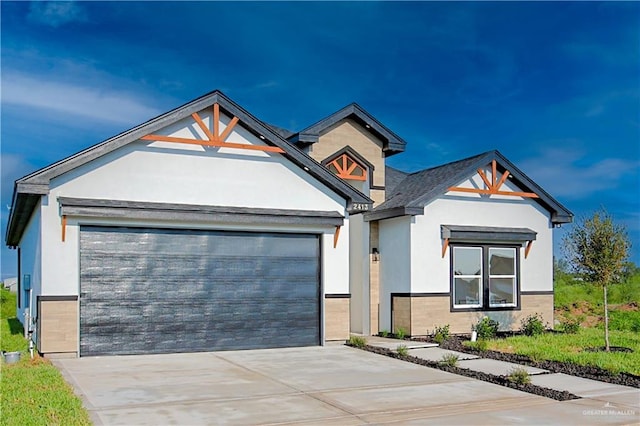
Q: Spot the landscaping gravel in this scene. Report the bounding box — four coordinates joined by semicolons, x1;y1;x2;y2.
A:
435;336;640;388
348;343;580;401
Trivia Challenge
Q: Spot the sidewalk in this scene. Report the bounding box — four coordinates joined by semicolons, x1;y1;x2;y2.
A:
366;336;640;412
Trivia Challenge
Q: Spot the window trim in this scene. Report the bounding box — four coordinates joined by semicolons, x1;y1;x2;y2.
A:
488;247;517;308
452;247;483;309
320;146;375;185
450;243;521;312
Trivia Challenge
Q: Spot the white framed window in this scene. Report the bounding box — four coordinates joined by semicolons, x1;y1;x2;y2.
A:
452;247;483;308
451;245;519;310
488;248;517;308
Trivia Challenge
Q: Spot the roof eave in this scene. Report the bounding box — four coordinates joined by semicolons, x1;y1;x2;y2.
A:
363;206;424;222
404;150;573;223
5;191;42;247
294;103;407;154
552;213;574;225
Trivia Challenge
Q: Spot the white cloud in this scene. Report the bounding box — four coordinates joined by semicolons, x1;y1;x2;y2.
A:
27;1;87;28
518;147;639;199
1;154;35;206
3;73;162;125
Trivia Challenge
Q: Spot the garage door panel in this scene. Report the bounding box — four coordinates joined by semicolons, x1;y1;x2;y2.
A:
82;229;319;257
80;255;318;280
82;278;320;302
80;226;320;356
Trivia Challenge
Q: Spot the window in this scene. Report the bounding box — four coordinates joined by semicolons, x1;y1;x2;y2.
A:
452;245;518;310
488;248;517;307
326;153;367;181
452;247;482;308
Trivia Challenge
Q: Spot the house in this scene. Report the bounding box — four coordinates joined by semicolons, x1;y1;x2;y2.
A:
5;90;572;357
2;277;17;293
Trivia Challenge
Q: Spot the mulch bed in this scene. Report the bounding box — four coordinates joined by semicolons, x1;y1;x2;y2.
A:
427;336;640;388
348;343;579;401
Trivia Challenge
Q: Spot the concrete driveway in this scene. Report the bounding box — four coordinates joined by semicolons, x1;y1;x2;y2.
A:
54;345;637;425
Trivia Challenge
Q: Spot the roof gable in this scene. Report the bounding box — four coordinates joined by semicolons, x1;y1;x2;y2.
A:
366;150;573;224
6;91;373;246
288;103;406;157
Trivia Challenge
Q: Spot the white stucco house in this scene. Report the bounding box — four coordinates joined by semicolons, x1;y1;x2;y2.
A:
6;90;572;357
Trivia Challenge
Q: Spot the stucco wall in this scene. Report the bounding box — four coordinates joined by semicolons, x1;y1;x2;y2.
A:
38;109;351;301
410;178;554;294
348;213;369;334
17;204;42;338
309;119;386;193
378;173;555;334
378;216;411;332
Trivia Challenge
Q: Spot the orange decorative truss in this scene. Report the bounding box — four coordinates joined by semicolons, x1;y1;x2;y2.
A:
327;153;367;181
141;103;285;154
447;160;538;198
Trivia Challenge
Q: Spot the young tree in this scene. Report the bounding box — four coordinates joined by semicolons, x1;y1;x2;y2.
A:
563;209;631;351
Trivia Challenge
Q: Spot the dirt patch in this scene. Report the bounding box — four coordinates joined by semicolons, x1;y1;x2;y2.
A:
348;343;579;401
584;346;634;353
613;302;639;312
556;303;637;328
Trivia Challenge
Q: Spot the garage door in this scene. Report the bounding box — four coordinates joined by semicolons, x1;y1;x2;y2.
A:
79;226;320;356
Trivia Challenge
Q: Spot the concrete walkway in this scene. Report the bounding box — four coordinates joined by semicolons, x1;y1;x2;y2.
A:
54;345;639;425
367;336;640;418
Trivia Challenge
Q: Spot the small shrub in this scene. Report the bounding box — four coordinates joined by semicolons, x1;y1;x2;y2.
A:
395;327;408;340
466;339;488;352
440;353;459;367
520;313;545;336
560;317;581;334
433;324;450;344
475;317;499;339
606;310;640;333
348;335;367;348
396;344;409;356
379;330;389;338
507;367;531;385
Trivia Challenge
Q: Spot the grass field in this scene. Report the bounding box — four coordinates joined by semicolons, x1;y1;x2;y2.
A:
485;326;640;375
482;272;640;376
0;288;91;426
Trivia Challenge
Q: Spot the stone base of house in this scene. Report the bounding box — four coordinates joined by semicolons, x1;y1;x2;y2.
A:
37;296;78;357
391;293;554;336
325;296;350;340
42;351;78;359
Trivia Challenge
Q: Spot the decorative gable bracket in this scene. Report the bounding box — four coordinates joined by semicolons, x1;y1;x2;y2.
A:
142;103;285;154
448;160;539;199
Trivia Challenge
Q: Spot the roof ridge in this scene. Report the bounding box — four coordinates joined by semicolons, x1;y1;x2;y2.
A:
406;150;494;176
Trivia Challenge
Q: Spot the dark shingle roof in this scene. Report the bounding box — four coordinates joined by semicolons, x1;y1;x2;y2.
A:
379;152;488;211
385;166;409;194
264;123;295;140
288;103;406;157
366;150;573;224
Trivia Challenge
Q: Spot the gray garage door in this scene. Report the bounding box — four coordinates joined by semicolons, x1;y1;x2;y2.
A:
79;226;320;356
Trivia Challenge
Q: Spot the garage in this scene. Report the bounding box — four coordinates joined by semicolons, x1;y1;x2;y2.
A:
79;226;321;356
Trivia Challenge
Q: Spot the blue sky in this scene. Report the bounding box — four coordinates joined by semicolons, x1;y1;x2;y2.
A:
1;1;639;279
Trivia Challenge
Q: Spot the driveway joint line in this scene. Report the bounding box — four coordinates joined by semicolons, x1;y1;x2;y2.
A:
213;352;364;419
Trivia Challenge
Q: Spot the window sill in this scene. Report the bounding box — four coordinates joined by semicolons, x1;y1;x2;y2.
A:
451;306;521;313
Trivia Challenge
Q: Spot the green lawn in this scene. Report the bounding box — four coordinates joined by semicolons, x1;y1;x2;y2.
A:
479;272;640;376
483;326;640;375
0;288;91;426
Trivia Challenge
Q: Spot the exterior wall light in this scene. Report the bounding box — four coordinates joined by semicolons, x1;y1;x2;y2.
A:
372;248;380;262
